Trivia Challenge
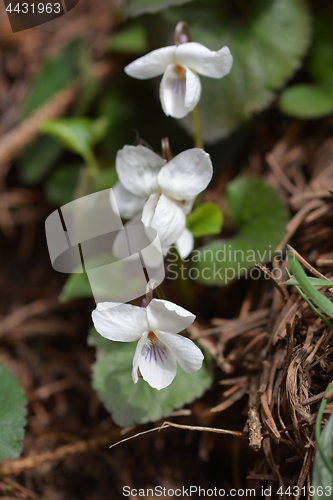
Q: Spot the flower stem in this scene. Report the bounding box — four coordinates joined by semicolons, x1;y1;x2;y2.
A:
192;106;204;149
82;148;100;179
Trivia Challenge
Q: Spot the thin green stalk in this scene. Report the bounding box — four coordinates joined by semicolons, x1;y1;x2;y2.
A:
192;106;203;149
285;269;333;330
172;252;193;306
154;285;165;300
72;167;94;200
82;148;100;179
315;383;333;476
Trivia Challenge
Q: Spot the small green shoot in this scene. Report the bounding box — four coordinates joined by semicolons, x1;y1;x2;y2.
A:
287;253;333;328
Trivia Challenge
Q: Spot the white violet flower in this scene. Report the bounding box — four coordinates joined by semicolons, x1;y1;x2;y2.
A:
92;299;203;390
125;42;233;118
112;145;213;258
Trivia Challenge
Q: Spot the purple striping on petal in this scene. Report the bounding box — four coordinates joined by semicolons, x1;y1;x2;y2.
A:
143;342;168;365
156;346;165;363
171;77;185;97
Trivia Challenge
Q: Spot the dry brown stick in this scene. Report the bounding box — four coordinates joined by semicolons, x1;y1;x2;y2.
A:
295;445;314;500
109;422;247;451
0;296;59;338
280;316;299;390
210;384;248;413
160;421;247;439
266;152;298;195
259;360;271;395
248;376;262;451
255;263;289;301
260;392;281;443
0;60;114;167
0;429;122;476
0;86;78;166
262;438;287;500
276;199;324;253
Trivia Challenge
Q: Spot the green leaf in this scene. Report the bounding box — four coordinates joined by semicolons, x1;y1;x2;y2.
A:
192;177;288;286
312;412;333;494
40;117;109;159
283;277;333;287
0;363;27;460
144;0;311;141
91;339;212;427
59;271;93;303
186;202;223;237
21;39;81;118
18;136;63;185
288;253;333;319
308;16;333;93
124;0;195;17
279;84;333;119
44;164;81;206
106;25;148;54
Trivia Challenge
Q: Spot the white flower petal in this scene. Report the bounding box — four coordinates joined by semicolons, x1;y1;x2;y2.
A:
176;42;233;79
159;64;189;119
141;192;159;227
184;196;196;215
175;227;194;259
158;149;213;201
96;302;123;311
111;182;146;220
132;332;148;384
92;303;148;342
147;299;195;334
138;335;177;390
184;67;201;110
156;331;204;374
116;145;165;198
125;46;176;79
142;193;186;253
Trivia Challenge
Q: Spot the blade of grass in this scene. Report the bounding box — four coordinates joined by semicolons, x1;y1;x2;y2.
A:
288;253;333;319
283;277;333;287
315;383;333;476
285;269;333;330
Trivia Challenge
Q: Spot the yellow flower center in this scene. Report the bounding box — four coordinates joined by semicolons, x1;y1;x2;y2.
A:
148;331;157;343
176;65;185;78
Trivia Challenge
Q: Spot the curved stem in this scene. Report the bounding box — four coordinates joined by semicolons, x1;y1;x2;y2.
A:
82;148;100;179
192;106;204;149
315;382;333;475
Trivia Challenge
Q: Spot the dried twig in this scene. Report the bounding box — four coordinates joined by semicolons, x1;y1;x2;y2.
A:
248;376;262;451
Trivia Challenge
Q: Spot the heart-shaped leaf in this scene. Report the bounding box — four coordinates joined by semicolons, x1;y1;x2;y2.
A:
90;331;212;427
279;84;333;119
40;117;108;159
192;176;288;286
0;363;27;460
187;202;223;237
